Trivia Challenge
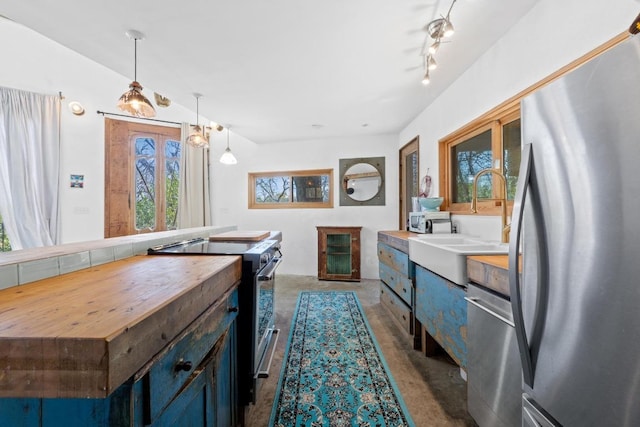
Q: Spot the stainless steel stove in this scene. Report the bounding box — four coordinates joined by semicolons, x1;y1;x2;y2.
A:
148;233;282;406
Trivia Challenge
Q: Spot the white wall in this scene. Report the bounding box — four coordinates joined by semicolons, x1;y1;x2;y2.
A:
209;133;398;279
400;0;640;241
0;18;201;244
1;18;397;279
3;0;638;277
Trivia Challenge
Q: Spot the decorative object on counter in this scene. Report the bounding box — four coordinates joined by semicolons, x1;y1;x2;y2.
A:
339;156;385;206
219;127;238;165
421;0;457;86
185;93;209;148
418;196;443;211
270;291;415;427
117;30;156;118
419;169;432;197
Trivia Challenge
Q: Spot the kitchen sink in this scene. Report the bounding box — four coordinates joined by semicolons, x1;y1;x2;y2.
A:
408;234;508;286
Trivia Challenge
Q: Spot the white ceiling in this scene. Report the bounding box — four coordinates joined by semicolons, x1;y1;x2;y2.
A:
2;0;539;143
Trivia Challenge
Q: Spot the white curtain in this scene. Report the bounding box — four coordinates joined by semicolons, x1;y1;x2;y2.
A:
0;87;61;249
177;122;212;228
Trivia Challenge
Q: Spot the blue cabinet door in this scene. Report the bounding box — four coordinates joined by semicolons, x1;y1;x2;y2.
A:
214;322;238;427
415;265;467;368
0;381;141;427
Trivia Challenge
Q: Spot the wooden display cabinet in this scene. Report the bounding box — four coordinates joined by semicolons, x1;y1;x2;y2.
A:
317;226;362;281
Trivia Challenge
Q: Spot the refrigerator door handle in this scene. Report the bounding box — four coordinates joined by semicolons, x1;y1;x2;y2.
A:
509;142;535;387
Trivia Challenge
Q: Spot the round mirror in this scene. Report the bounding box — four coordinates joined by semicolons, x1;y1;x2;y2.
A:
343;163;382;201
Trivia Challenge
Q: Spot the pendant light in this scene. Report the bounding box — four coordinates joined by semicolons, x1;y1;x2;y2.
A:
186;93;209;148
219;127;237;165
117;30;156;118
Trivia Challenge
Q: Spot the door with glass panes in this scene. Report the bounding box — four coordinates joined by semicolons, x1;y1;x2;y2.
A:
104;119;181;237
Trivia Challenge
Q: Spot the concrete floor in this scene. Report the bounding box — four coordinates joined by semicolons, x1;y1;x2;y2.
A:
245;274;477;426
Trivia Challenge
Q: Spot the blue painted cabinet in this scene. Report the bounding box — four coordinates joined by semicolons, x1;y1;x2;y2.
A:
378;242;415;338
0;288;239;427
415;265;467;369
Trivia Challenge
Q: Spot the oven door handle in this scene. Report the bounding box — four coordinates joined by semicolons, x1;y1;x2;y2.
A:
255;328;280;379
258;257;282;281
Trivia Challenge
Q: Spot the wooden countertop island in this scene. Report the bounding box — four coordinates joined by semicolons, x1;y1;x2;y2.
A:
0;255;241;399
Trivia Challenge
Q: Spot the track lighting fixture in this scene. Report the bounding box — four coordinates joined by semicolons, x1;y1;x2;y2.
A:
420;0;457;86
422;69;431;86
186;93;209;148
427;55;437;71
428;39;440;55
117;30;156;118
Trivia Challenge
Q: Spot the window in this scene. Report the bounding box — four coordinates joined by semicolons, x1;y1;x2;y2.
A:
105;119;181;237
438;32;629;217
249;169;333;209
134;137;181;231
440;108;520;215
0;213;11;252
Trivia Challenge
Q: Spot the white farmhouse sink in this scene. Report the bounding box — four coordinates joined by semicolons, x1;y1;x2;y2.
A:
408;234;508;286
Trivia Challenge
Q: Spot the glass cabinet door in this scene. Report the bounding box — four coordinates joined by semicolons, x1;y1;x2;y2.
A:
317;226;362;281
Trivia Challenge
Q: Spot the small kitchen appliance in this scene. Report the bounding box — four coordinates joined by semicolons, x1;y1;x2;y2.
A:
409;211;451;234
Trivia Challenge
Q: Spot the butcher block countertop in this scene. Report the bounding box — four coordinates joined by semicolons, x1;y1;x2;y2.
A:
467;255;518;297
0;255;241;399
377;230;420;253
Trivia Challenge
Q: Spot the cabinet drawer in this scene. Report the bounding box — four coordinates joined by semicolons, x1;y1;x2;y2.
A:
377;242;414;278
379;262;413;306
415;266;467;368
145;288;239;423
380;281;412;335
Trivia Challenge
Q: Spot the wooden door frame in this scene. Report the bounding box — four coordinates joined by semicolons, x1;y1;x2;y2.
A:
104;118;181;238
399;137;419;230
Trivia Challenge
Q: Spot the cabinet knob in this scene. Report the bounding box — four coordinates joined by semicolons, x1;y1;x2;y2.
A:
228;306;239;313
175;360;193;372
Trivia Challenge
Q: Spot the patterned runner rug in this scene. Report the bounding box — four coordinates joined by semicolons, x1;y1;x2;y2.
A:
269;291;415;426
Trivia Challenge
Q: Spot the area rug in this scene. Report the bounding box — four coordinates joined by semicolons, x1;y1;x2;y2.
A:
269;291;415;427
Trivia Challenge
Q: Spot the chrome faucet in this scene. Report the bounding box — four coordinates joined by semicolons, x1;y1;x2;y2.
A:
470;168;511;243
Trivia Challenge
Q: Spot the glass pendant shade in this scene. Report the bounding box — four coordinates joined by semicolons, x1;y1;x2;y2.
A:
186;125;209;148
220;148;237;165
219;128;237;164
186;94;209;148
117;81;156;118
117;32;156;118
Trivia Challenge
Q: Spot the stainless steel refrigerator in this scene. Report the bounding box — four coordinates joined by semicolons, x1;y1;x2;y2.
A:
509;34;640;426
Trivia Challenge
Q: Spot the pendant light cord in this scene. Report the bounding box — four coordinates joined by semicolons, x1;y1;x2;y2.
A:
133;38;138;81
